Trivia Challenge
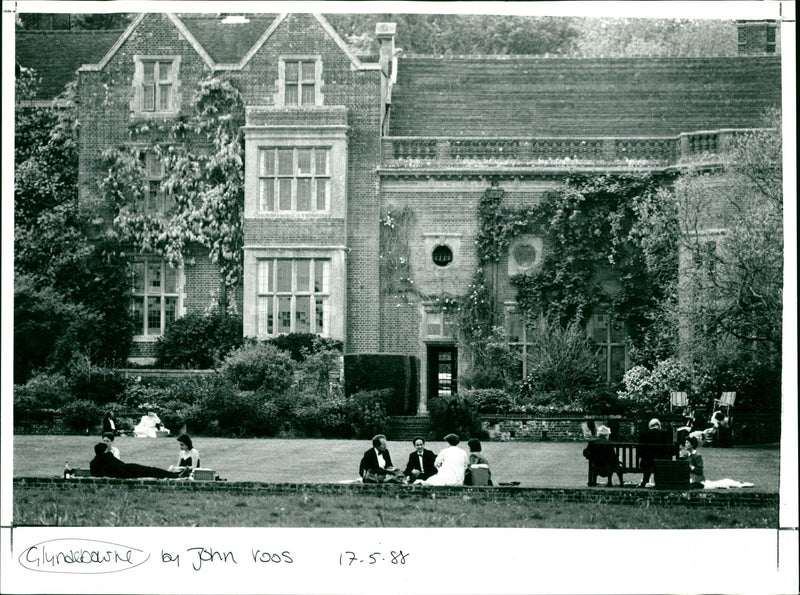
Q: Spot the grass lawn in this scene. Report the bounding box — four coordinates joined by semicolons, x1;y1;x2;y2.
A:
13;486;779;528
13;435;780;490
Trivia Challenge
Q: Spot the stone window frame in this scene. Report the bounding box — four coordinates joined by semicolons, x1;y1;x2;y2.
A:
130;257;182;340
256;257;330;336
273;56;324;107
507;236;543;276
257;146;331;213
131;55;181;119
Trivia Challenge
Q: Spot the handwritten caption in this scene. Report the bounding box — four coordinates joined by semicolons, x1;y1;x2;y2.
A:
18;539;411;574
338;551;410;567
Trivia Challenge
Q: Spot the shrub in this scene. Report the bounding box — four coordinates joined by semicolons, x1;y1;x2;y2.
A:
219;342;295;393
155;313;243;369
344;354;419;415
60;399;100;434
577;385;627;414
267;333;343;362
193;380;286;437
67;354;126;405
519;317;601;401
462;388;515;414
617;357;694;412
291;389;388;439
293;348;344;400
14;372;71;410
428;394;486;441
156;399;193;435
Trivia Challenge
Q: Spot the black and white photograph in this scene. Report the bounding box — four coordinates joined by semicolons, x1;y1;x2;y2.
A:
2;1;796;593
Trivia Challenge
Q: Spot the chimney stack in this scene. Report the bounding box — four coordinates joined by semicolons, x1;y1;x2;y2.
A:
376;23;397;135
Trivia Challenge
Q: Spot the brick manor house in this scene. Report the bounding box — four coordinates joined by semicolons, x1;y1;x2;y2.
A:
16;14;781;411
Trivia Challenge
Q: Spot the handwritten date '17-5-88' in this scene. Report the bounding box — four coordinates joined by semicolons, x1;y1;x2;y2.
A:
339;551;410;566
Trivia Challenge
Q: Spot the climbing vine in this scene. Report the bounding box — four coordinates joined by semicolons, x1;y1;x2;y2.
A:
509;174;678;352
378;175;677;371
100;77;245;309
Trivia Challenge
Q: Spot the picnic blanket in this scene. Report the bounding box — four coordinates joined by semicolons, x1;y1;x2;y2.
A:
703;478;754;489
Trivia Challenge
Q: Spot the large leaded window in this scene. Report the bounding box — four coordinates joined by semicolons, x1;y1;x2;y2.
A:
257;258;330;336
588;312;627;383
142;59;174;112
257;148;330;213
131;259;179;336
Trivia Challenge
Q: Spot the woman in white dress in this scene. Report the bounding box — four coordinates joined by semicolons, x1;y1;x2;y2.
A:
421;434;469;486
133;411;166;438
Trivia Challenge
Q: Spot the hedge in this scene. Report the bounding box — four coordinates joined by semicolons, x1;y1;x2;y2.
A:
344;354;419;416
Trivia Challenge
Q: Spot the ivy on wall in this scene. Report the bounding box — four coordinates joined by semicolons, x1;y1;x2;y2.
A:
378;175;677;370
509;174;678;354
100;77;245;310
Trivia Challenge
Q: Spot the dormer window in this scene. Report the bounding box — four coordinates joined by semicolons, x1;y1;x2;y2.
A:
276;57;323;107
132;56;181;118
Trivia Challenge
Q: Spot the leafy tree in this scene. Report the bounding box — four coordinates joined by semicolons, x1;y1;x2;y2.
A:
673;108;782;362
572;18;740;57
16;13;133;30
15;70;134;378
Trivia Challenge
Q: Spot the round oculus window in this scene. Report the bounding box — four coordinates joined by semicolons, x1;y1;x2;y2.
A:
513;244;537;269
432;245;454;267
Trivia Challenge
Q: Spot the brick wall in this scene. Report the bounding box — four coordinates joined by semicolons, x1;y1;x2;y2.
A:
13;477;778;509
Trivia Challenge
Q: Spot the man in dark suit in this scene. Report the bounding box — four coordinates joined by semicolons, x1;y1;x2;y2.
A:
637;418;672;487
358;434;394;480
404;436;437;482
89;443;181;479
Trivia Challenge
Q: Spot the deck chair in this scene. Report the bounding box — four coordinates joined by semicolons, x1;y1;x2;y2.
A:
669;391;688;412
713;392;736;415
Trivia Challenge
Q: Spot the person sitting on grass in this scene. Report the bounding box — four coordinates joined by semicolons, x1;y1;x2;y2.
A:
421;433;469;486
464;438;492;486
681;436;705;489
89;443;183;479
102;432;121;459
403;436;437;483
584;425;623;487
169;434;200;473
359;435;403;483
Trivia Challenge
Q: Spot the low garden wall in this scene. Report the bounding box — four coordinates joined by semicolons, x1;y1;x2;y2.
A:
12;477;778;509
480;412;780;444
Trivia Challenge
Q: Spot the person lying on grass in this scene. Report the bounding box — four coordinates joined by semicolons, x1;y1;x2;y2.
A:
89;442;183;479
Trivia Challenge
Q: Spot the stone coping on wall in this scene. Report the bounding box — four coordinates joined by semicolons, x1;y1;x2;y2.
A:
13;478;777;509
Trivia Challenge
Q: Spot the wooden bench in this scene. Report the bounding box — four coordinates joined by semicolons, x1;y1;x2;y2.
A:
585;441;679;485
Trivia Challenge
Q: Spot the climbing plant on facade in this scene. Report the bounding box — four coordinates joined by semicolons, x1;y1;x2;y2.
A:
101;76;245;311
509;173;678;356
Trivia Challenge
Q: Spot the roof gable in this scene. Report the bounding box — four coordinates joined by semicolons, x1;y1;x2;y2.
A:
237;13;369;70
75;12;373;72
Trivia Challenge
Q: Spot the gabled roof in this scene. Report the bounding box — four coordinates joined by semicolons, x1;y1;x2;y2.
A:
15;29;124;99
177;14;281;64
76;12;372;72
389;55;782;137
